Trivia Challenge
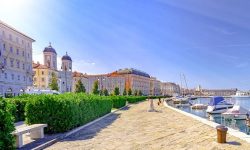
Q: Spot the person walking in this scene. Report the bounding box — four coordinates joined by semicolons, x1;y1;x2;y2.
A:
246;113;250;134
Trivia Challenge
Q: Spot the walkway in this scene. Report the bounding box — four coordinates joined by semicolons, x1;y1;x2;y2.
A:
47;100;250;150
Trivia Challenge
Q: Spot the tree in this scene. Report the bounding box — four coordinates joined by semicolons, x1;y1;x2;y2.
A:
103;89;109;96
123;88;127;96
128;88;132;96
134;90;138;96
92;80;99;95
49;72;59;91
99;90;103;96
138;90;142;96
114;87;120;95
75;79;86;93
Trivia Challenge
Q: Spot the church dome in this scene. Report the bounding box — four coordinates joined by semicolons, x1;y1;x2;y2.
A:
62;52;72;61
43;42;57;54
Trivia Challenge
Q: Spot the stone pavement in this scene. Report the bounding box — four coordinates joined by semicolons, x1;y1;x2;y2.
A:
46;100;250;150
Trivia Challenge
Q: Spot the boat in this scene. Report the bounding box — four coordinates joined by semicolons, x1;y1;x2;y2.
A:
172;97;190;104
222;104;249;120
231;91;250;98
191;103;207;110
206;96;233;114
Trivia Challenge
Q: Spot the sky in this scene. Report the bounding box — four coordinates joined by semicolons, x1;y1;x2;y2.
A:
1;0;250;90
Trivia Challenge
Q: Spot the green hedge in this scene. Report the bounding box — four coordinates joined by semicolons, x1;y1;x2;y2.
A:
111;96;126;109
7;94;33;122
0;98;15;150
25;93;113;133
126;96;147;103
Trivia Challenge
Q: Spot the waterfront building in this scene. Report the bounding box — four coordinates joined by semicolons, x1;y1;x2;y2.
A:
33;43;72;93
161;82;180;96
86;74;125;95
201;88;237;96
110;68;151;95
0;20;35;97
150;77;161;96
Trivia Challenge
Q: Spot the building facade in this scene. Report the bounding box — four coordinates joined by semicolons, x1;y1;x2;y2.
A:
161;82;180;96
0;20;35;97
110;68;151;95
87;74;125;95
150;77;161;96
33;43;72;93
201;89;237;96
72;71;89;93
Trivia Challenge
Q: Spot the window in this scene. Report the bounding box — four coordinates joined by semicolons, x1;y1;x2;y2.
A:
10;59;15;67
10;46;13;53
4;73;7;79
23;76;26;81
22;63;25;70
42;78;45;82
22;51;24;56
11;74;14;80
16;49;19;55
42;71;44;75
17;61;20;68
0;50;1;56
18;75;20;80
9;34;12;41
27;53;30;58
4;58;7;65
10;59;14;67
22;40;24;45
16;37;19;43
3;43;5;50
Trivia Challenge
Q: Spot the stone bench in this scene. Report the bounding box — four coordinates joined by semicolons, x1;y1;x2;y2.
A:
12;124;47;148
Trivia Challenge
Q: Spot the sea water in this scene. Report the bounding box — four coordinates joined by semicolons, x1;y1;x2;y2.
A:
169;97;250;135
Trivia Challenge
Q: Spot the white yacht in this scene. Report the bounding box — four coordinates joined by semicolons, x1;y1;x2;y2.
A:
206;96;233;114
222;104;249;120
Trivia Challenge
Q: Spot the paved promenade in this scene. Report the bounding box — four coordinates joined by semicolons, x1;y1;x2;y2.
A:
47;100;250;150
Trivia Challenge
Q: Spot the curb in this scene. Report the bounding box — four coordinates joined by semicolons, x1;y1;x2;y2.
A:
163;101;250;143
32;104;131;150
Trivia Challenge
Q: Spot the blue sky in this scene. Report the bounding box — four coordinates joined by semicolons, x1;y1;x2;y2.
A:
1;0;250;90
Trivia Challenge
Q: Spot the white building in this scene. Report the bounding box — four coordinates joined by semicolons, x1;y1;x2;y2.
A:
0;20;35;97
161;82;180;96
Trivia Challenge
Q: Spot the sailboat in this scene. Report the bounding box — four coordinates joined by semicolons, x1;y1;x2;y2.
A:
173;73;191;107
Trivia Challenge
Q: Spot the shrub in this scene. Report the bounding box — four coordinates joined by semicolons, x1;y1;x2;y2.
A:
0;98;15;150
126;96;147;103
7;94;33;122
25;93;112;133
111;96;126;109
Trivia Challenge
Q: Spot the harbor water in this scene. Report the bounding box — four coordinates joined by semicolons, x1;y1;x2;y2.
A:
168;97;250;135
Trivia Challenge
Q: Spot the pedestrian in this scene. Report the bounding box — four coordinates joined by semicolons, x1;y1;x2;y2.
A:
246;113;250;134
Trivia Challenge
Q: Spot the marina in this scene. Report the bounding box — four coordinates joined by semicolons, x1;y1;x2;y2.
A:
167;97;250;135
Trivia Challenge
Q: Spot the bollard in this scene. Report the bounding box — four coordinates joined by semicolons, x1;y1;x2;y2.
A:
216;125;228;143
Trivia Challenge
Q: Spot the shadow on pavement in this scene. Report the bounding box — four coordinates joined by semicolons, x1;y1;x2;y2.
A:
226;141;242;146
61;113;121;141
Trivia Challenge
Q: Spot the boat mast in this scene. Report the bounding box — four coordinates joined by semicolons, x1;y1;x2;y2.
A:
180;73;183;96
183;73;188;95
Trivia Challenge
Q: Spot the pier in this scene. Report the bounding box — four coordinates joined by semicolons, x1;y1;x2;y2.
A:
47;100;250;150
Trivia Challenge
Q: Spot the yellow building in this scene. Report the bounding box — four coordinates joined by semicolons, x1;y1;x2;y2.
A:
33;62;58;89
33;43;72;93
